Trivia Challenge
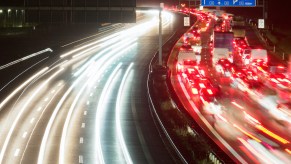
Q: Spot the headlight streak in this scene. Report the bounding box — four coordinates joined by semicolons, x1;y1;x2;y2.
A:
248;139;284;164
20;83;64;163
60;32;121;58
37;67;89;164
73;41;137;78
238;138;269;163
0;68;63;164
116;63;134;164
95;63;122;164
0;67;48;110
58;64;122;164
73;38;135;77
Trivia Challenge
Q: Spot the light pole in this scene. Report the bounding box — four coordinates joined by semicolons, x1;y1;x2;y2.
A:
159;3;164;65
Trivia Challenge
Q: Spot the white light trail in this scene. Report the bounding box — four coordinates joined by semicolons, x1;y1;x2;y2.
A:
116;63;134;164
50;74;82;162
37;70;87;164
95;63;122;164
0;67;48;110
20;83;64;164
0;68;63;164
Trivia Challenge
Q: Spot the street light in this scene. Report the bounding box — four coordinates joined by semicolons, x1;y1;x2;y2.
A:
0;10;3;14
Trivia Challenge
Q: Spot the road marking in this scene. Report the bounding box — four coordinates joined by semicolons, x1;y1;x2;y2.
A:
80;137;84;144
44;97;49;102
90;93;93;97
14;149;20;157
81;123;85;128
84;111;87;115
37;107;42;111
30;118;35;124
87;101;90;105
79;155;83;163
22;132;28;138
51;90;55;94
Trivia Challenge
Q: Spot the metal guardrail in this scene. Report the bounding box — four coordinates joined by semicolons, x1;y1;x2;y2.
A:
0;48;52;70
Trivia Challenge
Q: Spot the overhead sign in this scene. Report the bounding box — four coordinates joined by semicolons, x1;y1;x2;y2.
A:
201;0;256;7
184;17;190;26
258;19;264;28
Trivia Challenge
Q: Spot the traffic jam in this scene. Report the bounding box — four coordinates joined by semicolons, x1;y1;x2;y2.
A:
170;8;291;163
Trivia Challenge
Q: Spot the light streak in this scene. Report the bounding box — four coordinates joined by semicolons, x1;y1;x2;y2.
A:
0;68;63;164
233;124;261;142
37;68;90;164
95;63;122;164
255;125;290;144
0;67;48;110
20;83;64;163
116;63;134;164
238;138;268;163
231;101;244;109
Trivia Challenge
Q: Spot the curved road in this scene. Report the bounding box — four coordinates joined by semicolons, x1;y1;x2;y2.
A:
0;11;183;164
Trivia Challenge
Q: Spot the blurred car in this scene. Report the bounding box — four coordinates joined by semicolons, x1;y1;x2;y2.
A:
215;58;234;77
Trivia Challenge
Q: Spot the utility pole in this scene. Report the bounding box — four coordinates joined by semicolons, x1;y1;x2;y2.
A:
158;3;164;65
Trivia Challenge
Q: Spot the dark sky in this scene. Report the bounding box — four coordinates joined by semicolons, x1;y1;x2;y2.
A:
0;0;289;28
137;0;290;28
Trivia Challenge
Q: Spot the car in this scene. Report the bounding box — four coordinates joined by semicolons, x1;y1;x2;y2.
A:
215;58;234;77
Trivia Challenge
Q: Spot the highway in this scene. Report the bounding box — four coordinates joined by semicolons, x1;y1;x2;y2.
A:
0;11;181;164
169;10;291;163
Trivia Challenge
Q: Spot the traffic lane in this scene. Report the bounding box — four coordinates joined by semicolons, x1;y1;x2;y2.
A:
0;71;66;164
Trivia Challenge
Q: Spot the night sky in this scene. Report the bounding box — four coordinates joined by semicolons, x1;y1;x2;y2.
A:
0;0;289;28
137;0;290;28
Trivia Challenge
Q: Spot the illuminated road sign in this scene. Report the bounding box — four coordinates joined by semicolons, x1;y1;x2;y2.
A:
201;0;256;7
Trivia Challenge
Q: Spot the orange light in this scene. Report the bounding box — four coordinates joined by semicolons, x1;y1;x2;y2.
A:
285;149;291;155
255;125;290;144
234;124;261;142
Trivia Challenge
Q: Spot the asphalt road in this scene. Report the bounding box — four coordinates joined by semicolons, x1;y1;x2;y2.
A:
168;14;291;163
0;11;185;164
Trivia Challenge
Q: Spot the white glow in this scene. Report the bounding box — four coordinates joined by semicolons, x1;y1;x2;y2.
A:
248;139;284;164
116;63;134;164
38;73;83;164
0;68;63;164
0;67;48;110
59;61;111;164
95;63;122;164
73;38;136;77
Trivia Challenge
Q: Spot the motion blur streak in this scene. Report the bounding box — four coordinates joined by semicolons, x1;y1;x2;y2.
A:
255;125;290;144
73;39;136;77
59;63;104;164
248;140;283;164
238;138;269;163
0;67;48;110
20;84;64;163
60;14;158;59
38;67;91;164
116;63;134;164
95;64;122;164
0;68;63;164
233;124;261;142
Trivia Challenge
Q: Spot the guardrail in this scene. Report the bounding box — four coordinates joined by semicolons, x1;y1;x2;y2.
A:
0;48;52;70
